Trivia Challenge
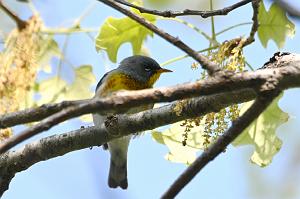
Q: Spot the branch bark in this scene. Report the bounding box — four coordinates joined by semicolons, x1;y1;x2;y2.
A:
0;100;87;129
114;0;253;18
0;52;300;154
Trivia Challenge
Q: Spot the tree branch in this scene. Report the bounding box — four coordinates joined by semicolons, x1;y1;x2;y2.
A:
0;100;87;129
161;90;280;199
0;89;256;196
245;0;260;45
0;0;27;30
97;0;220;75
0;173;14;197
114;0;253;18
0;52;300;154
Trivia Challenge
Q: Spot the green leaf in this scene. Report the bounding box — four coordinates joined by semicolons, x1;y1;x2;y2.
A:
152;122;206;165
95;11;156;62
37;77;67;105
232;94;289;167
64;65;95;123
37;37;62;73
64;65;96;100
37;65;95;105
258;2;295;48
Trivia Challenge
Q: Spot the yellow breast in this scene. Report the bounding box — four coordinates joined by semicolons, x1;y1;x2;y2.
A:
97;73;158;97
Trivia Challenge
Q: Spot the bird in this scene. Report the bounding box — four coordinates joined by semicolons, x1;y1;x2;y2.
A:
92;55;172;189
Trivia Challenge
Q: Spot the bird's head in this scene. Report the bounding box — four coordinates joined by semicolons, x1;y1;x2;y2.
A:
118;55;172;87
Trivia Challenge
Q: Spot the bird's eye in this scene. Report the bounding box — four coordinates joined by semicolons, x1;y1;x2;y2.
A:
144;66;151;72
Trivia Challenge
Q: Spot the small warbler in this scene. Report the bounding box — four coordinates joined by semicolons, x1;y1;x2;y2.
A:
92;55;172;189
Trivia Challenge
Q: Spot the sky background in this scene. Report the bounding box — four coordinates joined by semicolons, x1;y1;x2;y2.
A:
1;0;300;198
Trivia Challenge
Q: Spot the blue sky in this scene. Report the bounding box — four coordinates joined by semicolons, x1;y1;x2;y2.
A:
2;0;300;199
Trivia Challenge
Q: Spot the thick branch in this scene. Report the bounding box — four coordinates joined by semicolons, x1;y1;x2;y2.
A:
0;173;14;197
0;52;300;154
161;91;280;199
0;100;87;129
0;89;256;196
97;0;220;75
114;0;252;18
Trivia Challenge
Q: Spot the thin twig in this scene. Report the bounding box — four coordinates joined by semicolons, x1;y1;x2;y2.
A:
245;0;260;45
73;1;97;25
210;0;216;41
0;0;27;30
40;27;99;35
161;91;280;198
216;22;252;36
163;17;213;42
97;0;220;75
160;45;220;67
114;0;252;18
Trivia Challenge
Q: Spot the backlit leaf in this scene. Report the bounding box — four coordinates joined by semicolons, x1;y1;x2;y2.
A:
152;121;206;165
95;11;156;62
258;2;295;48
37;37;62;73
64;65;96;100
37;65;95;105
37;77;67;105
233;94;289;167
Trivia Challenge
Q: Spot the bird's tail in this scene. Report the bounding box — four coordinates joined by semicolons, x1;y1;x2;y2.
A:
108;153;128;189
108;136;130;189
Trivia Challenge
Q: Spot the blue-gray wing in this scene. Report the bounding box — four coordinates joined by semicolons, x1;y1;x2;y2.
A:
94;71;112;150
95;71;109;93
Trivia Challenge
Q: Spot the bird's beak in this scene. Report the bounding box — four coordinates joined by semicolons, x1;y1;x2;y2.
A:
157;68;173;73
